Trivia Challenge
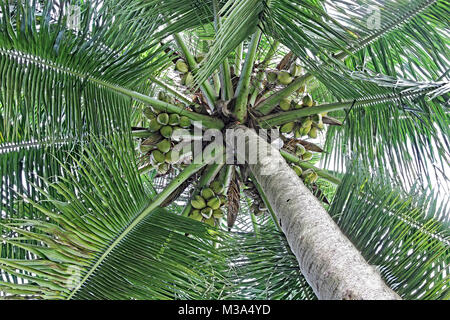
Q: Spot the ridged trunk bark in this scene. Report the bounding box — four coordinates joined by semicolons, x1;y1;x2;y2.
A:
237;126;400;300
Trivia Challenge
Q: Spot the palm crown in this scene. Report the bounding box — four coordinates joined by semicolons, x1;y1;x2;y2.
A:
0;0;448;300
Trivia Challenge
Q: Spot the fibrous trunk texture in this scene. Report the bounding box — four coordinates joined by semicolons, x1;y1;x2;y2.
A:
237;125;401;300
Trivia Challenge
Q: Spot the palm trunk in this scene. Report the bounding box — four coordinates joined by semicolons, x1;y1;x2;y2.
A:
237;125;401;300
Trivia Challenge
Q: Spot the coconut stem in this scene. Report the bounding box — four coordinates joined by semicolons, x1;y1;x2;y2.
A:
235;43;243;76
245;196;261;238
248;171;283;233
95;79;224;129
233;29;262;122
257;88;434;128
213;0;234;101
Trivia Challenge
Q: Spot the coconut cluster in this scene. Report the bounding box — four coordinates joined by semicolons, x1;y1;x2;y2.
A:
293;143;313;161
265;63;303;86
291;164;318;185
175;59;195;88
261;62;327;187
278;100;325;140
265;63;326;143
139;92;193;174
175;55;205;88
188;180;227;227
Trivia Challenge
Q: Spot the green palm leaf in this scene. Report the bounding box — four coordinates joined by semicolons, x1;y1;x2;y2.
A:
329;162;449;299
0;135;226;299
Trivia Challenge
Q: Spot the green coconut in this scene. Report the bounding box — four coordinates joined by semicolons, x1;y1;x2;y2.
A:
149;118;163;132
190;210;203;222
279;98;291;111
160;125;173;139
201;207;213;219
181;72;194;87
295;144;306;156
179;116;191;128
207;197;221;210
277;71;293;85
280;122;295;133
266;71;278;84
204;217;215;227
158;91;169;102
213;209;224;219
302;94;313;107
156;139;171;153
175;59;189;73
302;151;313;161
301;118;313;128
292;165;303;176
201;188;215;200
304;171;318;184
168;113;180;126
151;150;165;164
157;163;169;175
290;64;302;77
191;195;206;210
308;127;318;139
294;126;302;138
301;169;314;179
143;107;155;120
210;181;224;195
165;150;180;164
157;113;169;125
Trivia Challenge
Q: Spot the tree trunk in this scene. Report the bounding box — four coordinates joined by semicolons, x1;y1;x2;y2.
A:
236;126;401;300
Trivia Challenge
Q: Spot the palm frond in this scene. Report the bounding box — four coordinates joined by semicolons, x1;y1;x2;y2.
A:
262;0;446;74
0;135;226;299
329;162;449;299
195;0;265;86
114;0;217;40
335;0;449;81
224;228;316;299
321;72;449;188
0;1;171;267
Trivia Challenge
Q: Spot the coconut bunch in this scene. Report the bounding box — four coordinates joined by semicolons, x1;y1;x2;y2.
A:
175;55;204;87
188;180;227;227
262;62;326;141
290;164;318;185
138;93;194;175
265;63;303;86
277;95;325;141
293;143;313;161
174;58;195;88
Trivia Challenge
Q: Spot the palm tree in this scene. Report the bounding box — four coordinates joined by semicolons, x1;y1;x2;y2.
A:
0;0;448;300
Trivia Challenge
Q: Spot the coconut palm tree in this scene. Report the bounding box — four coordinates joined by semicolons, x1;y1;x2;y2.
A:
0;0;448;300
